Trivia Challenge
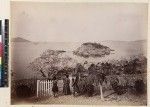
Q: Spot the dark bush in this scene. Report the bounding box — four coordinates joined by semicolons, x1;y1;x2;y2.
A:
134;79;145;94
86;84;94;97
111;81;127;95
16;85;33;98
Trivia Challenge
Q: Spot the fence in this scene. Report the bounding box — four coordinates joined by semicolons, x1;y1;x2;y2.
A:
36;74;146;97
37;77;73;97
36;80;53;97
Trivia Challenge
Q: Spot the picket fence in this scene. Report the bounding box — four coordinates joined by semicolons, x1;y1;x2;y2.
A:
37;77;73;97
36;80;53;97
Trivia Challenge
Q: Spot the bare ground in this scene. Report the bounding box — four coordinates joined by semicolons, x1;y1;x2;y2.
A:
11;90;147;106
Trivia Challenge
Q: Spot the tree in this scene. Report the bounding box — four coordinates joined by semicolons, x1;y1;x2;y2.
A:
28;49;77;78
96;72;107;100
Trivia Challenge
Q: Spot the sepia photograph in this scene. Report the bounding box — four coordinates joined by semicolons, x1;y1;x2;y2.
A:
11;2;148;105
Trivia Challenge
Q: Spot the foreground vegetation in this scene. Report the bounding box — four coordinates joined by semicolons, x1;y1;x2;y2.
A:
11;42;147;105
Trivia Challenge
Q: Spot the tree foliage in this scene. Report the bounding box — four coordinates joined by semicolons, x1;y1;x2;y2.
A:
28;49;77;78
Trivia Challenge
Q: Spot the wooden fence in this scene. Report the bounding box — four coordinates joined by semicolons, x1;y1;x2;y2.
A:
36;80;53;97
12;74;145;98
36;77;73;97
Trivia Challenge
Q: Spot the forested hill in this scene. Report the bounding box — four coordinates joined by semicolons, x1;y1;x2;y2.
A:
73;42;113;58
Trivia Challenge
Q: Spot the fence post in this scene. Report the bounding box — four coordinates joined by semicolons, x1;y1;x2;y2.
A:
99;82;104;100
50;80;53;96
37;79;53;97
43;80;45;96
37;80;40;97
69;76;73;92
41;81;43;96
44;80;46;96
46;80;48;96
47;80;50;96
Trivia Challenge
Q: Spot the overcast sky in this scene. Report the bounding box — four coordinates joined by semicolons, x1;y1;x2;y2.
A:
11;2;148;42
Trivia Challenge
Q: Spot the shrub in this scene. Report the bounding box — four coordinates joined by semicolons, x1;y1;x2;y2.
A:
111;79;127;95
134;79;145;94
16;85;33;98
86;84;94;97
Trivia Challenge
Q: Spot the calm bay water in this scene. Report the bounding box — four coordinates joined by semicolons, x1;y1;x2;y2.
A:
11;41;147;79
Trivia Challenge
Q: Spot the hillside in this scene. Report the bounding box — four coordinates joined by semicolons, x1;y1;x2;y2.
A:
11;37;31;42
73;42;113;58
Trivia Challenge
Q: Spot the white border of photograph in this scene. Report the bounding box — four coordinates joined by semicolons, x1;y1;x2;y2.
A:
0;0;150;107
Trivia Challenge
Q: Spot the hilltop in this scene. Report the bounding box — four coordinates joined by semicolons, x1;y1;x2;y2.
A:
11;37;31;42
73;42;113;58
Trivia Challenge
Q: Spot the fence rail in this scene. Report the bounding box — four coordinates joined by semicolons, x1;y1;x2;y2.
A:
37;80;53;97
37;77;73;97
11;74;146;98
